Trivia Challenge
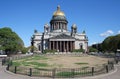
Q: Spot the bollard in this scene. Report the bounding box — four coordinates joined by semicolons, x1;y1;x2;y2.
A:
52;68;56;79
116;59;118;64
7;64;9;70
10;60;13;66
112;62;114;69
106;65;109;73
92;67;94;76
14;66;17;74
71;69;75;78
108;60;110;64
29;68;32;76
2;58;6;66
2;59;4;66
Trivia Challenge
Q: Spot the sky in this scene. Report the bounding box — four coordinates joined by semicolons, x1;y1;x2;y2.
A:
0;0;120;47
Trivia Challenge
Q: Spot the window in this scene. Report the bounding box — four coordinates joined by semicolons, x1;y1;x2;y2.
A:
79;43;83;49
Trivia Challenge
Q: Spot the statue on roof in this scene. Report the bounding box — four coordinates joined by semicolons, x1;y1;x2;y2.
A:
34;29;38;33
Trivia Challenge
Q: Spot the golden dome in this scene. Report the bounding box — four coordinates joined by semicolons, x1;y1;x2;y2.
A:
53;5;65;16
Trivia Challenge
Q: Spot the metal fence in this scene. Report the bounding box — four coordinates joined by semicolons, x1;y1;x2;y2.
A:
1;54;117;78
4;61;114;78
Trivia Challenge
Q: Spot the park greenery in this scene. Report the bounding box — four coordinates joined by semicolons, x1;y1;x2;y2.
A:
0;27;27;55
12;56;49;68
92;34;120;53
88;47;98;52
11;55;103;69
43;49;57;54
71;49;85;53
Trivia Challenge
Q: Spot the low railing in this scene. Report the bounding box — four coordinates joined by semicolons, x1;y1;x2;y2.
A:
5;61;114;78
1;54;117;78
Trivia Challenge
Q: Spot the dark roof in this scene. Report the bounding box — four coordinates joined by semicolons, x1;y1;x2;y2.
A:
50;34;75;39
50;15;68;23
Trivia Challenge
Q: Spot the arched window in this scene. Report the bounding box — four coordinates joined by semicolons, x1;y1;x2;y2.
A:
79;43;83;49
37;43;41;51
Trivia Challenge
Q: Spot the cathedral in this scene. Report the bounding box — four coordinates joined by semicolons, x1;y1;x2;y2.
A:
31;5;88;53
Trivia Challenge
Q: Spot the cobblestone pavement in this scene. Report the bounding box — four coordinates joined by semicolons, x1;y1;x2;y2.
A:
0;62;120;79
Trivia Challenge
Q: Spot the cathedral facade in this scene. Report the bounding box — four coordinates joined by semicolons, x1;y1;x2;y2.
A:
31;6;88;53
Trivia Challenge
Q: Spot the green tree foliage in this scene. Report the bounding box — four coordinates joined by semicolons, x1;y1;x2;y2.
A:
91;34;120;52
102;34;120;52
21;47;28;54
28;46;37;52
92;43;102;52
0;27;24;55
89;47;98;52
102;36;114;52
43;49;57;54
71;49;85;53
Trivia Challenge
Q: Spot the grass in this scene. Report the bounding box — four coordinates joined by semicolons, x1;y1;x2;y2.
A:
12;56;49;68
30;56;49;60
12;56;91;69
13;56;49;62
56;71;92;77
13;61;48;67
56;71;74;77
81;66;89;69
28;62;48;67
75;62;89;65
12;62;21;66
8;55;109;78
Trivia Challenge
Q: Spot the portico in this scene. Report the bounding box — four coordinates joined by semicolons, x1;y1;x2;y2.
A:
49;34;75;52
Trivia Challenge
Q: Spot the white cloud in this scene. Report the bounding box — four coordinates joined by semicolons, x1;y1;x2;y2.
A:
92;42;97;44
100;30;114;37
118;30;120;34
90;42;97;46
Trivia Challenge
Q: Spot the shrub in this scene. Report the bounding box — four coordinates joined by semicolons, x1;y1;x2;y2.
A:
72;49;85;53
89;47;98;52
43;49;57;54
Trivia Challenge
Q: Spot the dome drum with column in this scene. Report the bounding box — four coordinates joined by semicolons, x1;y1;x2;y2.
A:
50;5;68;31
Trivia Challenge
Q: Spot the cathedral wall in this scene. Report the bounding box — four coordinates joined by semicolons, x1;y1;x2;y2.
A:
75;40;87;50
34;40;42;51
33;33;43;52
75;35;85;39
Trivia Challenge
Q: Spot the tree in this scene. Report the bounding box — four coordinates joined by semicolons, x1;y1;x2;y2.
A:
71;49;85;53
102;34;120;52
89;47;98;52
90;34;120;53
0;27;24;55
21;47;28;54
28;46;37;52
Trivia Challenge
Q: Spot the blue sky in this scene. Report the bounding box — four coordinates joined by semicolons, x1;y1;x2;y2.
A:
0;0;120;47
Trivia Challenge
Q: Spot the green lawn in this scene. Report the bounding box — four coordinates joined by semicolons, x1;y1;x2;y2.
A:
12;56;49;68
75;62;89;65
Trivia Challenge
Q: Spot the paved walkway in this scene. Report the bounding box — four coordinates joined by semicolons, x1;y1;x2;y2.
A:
0;62;120;79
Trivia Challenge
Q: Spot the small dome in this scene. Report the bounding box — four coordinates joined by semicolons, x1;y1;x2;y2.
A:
44;24;49;28
34;29;38;33
82;30;86;34
53;5;65;16
72;24;77;29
